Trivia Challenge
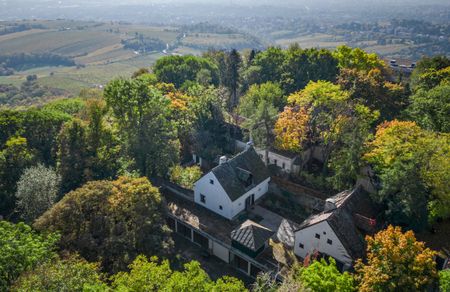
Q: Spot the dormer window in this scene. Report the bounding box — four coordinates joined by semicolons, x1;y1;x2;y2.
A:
210;179;214;185
236;167;253;188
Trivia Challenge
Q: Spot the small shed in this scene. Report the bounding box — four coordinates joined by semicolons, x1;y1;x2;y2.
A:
231;220;274;258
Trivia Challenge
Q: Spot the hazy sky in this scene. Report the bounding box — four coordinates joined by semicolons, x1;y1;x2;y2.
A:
1;0;449;23
4;0;450;5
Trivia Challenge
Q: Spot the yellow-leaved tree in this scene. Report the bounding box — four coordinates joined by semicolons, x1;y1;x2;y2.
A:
355;225;438;292
274;106;309;153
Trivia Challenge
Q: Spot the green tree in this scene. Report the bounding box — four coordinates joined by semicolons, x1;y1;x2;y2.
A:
364;121;449;228
15;164;61;223
244;100;278;152
0;137;35;217
337;68;408;121
0;110;23;148
187;84;230;162
223;49;242;109
333;45;384;72
41;97;86;116
11;255;105;292
355;225;437;292
250;47;286;85
299;258;355;292
84;99;121;181
0;221;59;291
440;269;450;292
282;45;339;93
169;165;202;190
34;177;171;272
104;77;179;177
111;255;246;292
410;55;450;91
275;80;377;187
153;55;219;88
328;104;379;190
57;119;88;194
238;82;284;117
406;84;450;133
20;109;70;165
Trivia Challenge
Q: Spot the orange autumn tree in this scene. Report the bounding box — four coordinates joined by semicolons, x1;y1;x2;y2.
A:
274;81;351;153
273;80;378;189
355;225;438;292
274;105;309;152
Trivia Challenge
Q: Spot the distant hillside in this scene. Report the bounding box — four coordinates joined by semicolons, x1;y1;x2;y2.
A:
0;20;261;97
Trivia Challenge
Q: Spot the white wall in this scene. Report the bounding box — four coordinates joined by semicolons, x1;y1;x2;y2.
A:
255;149;295;173
229;177;270;219
194;172;234;219
194;173;270;220
294;221;352;266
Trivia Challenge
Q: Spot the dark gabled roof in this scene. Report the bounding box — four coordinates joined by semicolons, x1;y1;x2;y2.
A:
211;147;270;201
231;220;274;251
296;187;377;261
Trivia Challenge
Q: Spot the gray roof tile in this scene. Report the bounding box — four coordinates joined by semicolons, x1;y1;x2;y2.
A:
211;147;270;201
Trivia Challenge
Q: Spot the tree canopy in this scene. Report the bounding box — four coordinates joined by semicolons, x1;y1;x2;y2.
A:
299;258;355;292
364;120;450;227
104;76;179;177
111;255;247;292
355;225;437;291
34;176;171;272
15;164;60;223
0;221;59;290
11;255;105;292
153;55;219;88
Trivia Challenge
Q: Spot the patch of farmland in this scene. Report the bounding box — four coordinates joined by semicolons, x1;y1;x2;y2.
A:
274;33;346;48
0;29;120;57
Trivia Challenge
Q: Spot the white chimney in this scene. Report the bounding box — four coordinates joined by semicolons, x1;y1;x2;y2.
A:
246;141;254;150
219;156;227;165
324;198;337;212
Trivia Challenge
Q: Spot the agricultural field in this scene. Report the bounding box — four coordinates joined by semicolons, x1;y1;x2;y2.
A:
1;18;441;106
0;19;264;100
274;33;346;49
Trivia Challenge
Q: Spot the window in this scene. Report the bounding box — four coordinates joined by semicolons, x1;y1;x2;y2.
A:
299;243;304;249
274;159;278;166
282;162;285;169
209;179;214;185
193;231;209;249
177;223;191;239
315;233;320;239
323;231;326;235
219;205;223;210
200;194;206;203
166;217;175;231
327;239;333;245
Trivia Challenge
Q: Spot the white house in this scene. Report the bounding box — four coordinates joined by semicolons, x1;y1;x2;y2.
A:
294;188;378;269
193;147;271;220
255;148;301;174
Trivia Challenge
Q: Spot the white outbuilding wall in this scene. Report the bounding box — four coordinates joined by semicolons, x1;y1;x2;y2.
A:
294;221;352;266
194;172;234;219
194;173;270;220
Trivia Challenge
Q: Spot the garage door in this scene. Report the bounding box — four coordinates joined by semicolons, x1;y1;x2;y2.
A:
212;242;229;263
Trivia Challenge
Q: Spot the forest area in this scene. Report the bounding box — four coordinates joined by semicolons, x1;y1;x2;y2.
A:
0;44;449;291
